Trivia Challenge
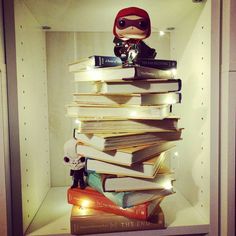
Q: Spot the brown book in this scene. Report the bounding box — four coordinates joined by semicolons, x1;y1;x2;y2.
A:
70;206;165;235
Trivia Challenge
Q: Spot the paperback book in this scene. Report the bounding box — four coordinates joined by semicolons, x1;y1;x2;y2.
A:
77;141;175;166
86;151;170;178
74;129;182;151
75;117;180;134
66;104;171;120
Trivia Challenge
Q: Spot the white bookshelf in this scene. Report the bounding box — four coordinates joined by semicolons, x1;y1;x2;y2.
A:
26;187;209;236
2;0;223;235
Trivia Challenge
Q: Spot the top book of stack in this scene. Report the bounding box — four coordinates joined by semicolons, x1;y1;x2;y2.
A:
69;55;177;72
68;55;177;81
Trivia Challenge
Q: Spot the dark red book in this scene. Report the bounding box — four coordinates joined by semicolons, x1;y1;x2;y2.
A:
70;206;165;235
67;187;162;220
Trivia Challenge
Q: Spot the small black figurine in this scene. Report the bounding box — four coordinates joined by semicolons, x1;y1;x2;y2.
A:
63;139;87;189
113;7;156;66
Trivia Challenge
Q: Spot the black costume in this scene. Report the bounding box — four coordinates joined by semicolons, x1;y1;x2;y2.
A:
113;37;156;65
70;168;87;189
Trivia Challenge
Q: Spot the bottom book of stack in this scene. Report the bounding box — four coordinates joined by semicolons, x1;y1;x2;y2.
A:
70;205;165;235
68;187;167;235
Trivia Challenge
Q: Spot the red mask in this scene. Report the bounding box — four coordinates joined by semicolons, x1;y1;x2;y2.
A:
113;7;151;39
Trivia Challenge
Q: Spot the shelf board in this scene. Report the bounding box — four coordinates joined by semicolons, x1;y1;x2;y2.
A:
26;187;209;236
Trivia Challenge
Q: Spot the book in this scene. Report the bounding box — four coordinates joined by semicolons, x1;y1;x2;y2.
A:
74;129;182;151
103;174;175;192
66;104;171;120
86;152;170;178
75;117;180;134
141;92;182;106
87;172;174;208
68;187;162;220
69;55;122;72
73;65;176;81
72;92;181;106
70;206;165;235
77;142;175;166
75;79;182;94
73;93;142;106
136;58;177;70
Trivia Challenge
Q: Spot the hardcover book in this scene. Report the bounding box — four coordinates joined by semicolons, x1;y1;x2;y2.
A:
75;117;180;134
75;79;181;94
77;142;175;166
72;92;181;106
70;206;165;235
102;173;175;192
68;187;162;220
74;129;182;151
87;172;174;208
73;65;176;81
136;58;177;70
69;55;122;72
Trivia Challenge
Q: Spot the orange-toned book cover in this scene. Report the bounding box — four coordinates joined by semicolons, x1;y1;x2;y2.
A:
67;187;162;220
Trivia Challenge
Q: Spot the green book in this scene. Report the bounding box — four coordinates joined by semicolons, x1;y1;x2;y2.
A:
87;172;174;208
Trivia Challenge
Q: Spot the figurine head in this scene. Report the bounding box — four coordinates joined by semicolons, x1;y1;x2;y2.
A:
113;7;151;40
63;139;86;170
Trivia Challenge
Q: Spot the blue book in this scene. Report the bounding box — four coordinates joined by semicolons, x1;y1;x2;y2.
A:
87;172;174;208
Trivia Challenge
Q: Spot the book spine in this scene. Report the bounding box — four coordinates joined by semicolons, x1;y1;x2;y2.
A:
71;214;165;235
68;191;148;220
177;79;182;92
136;59;177;70
94;56;122;67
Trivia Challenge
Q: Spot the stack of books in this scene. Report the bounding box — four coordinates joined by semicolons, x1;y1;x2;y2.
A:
65;55;183;235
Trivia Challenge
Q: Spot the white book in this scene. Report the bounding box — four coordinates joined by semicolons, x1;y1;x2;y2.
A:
72;93;142;106
72;93;181;106
76;117;179;134
77;142;175;166
86;152;168;178
75;130;182;151
73;66;175;81
75;79;181;94
66;104;171;120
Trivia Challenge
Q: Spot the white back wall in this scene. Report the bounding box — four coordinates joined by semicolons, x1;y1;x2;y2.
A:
46;31;170;187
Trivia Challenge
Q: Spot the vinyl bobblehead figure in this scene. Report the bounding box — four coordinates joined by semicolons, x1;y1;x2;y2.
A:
63;139;87;189
113;7;156;65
